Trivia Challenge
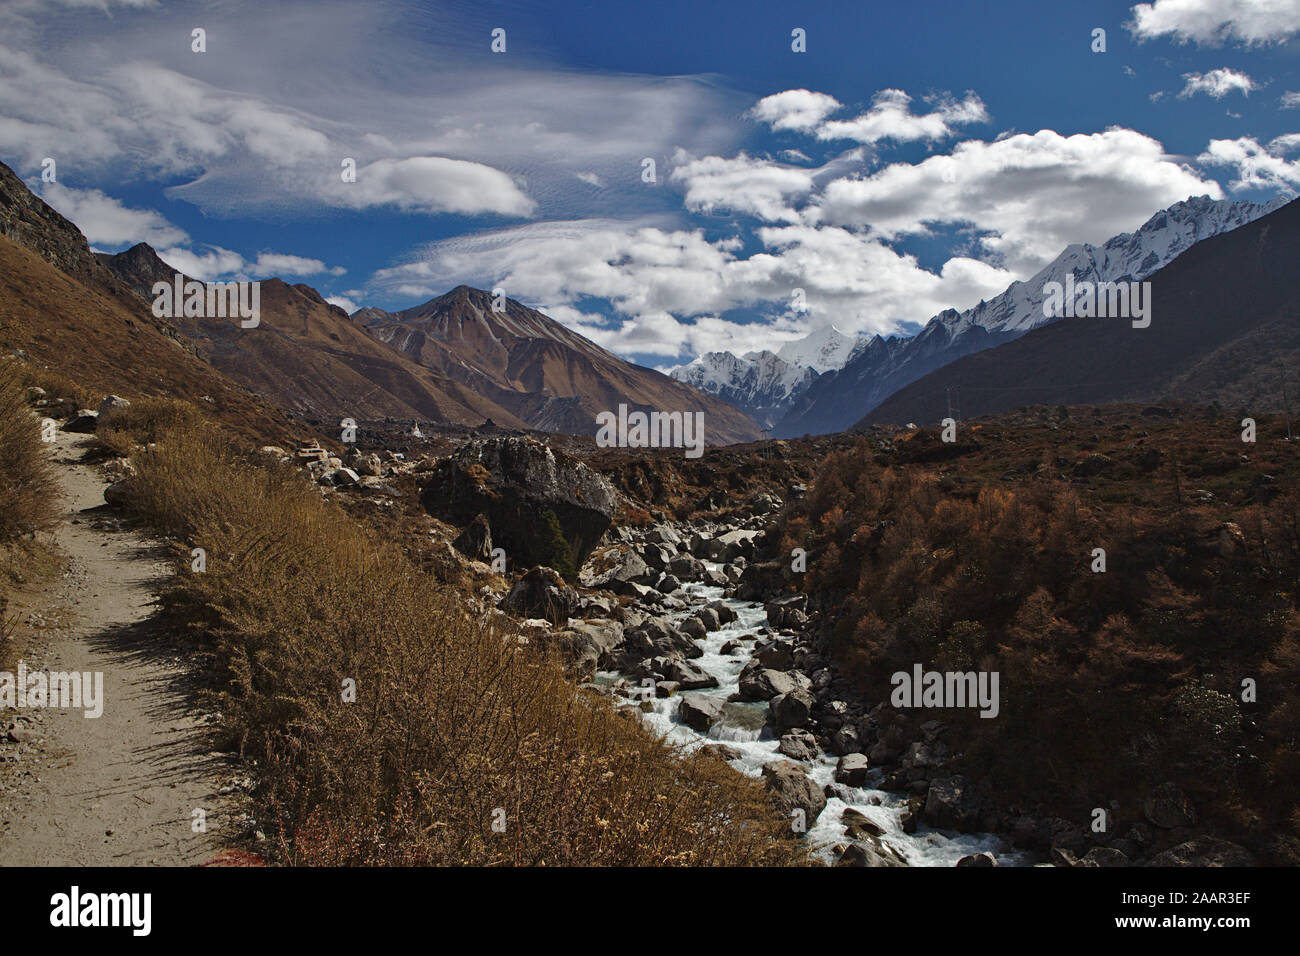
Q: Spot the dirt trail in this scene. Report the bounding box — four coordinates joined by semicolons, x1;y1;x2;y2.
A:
0;431;240;865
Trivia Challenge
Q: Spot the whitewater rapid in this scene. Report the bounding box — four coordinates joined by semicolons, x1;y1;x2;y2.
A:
599;571;1024;866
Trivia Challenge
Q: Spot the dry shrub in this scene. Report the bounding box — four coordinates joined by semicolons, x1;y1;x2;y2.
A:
94;396;204;458
118;423;803;866
0;363;59;541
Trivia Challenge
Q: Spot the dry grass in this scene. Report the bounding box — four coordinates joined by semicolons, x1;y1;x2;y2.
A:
93;396;204;458
0;363;59;541
116;423;804;866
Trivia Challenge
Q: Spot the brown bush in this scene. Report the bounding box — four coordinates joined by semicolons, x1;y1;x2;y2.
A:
0;363;59;541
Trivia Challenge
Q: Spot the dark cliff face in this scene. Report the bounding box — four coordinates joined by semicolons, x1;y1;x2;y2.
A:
0;161;112;289
421;435;617;571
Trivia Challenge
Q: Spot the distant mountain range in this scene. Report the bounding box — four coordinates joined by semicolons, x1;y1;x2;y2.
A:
671;324;864;427
671;195;1284;437
860;194;1300;426
0;159;758;445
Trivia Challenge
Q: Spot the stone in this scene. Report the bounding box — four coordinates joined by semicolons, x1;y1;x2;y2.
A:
834;753;870;787
762;760;826;826
777;730;818;761
1145;838;1255;867
677;694;725;732
769;688;815;731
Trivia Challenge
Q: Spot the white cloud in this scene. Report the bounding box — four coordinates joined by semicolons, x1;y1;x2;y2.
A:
749;89;843;132
1179;67;1258;98
816;89;988;145
326;294;360;314
368;216;1015;360
1199;133;1300;192
339;157;535;217
0;0;746;220
1282;91;1300;109
35;183;188;248
670;152;818;223
1129;0;1300;45
820;127;1223;274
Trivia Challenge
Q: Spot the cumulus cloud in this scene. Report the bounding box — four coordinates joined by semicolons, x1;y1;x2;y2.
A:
819;127;1222;274
669;152;818;222
1199;133;1300;192
749;89;843;132
1282;91;1300;109
36;183;188;248
1129;0;1300;45
1179;67;1258;98
816;89;988;145
156;246;345;282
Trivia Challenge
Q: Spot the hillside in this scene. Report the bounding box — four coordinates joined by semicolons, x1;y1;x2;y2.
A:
99;244;529;428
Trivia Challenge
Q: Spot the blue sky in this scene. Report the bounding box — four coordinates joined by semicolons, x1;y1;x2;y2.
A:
3;0;1299;369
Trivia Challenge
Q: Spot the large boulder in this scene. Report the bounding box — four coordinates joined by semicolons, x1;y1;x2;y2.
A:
498;566;579;625
769;688;816;731
660;659;719;690
580;545;653;589
678;694;725;732
737;661;811;701
421;436;615;572
778;730;819;761
834;753;870;787
762;760;826;827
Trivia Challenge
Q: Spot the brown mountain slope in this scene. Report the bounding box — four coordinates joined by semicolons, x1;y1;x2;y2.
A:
362;286;763;444
0;233;291;444
861;196;1300;426
99;244;528;428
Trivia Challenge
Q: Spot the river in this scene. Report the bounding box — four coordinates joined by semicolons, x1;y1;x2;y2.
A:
599;568;1025;866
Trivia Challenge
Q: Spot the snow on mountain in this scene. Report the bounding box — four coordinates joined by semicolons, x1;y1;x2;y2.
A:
774;324;860;372
774;194;1286;437
671;324;865;427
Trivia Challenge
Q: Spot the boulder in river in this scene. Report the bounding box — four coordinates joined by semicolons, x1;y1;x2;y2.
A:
661;659;719;690
738;662;811;701
834;753;870;787
762;760;826;827
769;688;815;731
777;730;818;761
678;694;725;732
